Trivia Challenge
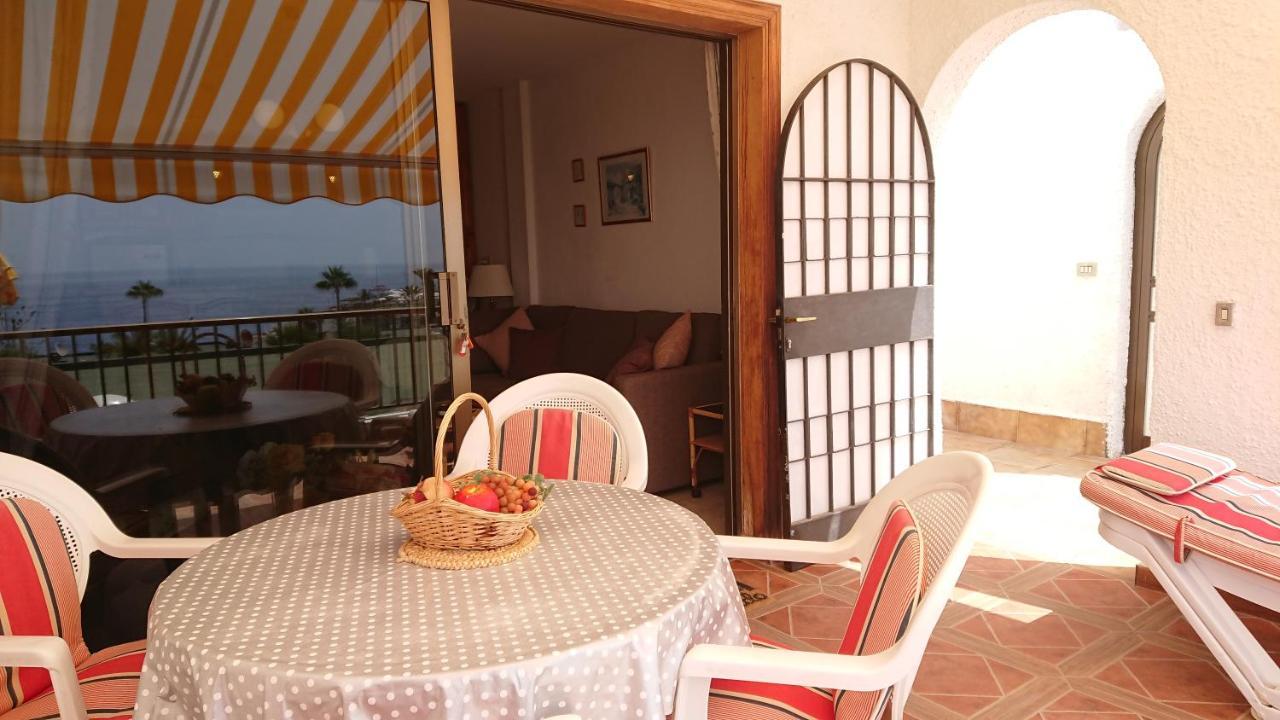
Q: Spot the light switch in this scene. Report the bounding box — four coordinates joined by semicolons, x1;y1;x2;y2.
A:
1215;302;1234;327
1076;262;1097;277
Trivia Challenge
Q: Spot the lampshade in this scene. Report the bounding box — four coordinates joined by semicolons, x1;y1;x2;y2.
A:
468;264;514;298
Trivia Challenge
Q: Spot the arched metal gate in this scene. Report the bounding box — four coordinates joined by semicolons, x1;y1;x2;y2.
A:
777;59;936;539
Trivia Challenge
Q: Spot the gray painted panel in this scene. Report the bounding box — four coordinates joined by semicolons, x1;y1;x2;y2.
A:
782;286;933;359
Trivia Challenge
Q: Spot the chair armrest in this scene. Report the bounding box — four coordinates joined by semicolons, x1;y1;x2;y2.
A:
0;636;88;720
673;643;908;718
95;536;218;559
716;534;862;566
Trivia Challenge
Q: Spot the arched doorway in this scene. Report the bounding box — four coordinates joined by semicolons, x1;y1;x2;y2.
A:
1125;102;1164;453
928;10;1164;458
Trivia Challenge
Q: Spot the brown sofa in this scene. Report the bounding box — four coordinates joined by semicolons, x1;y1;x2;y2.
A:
468;305;723;493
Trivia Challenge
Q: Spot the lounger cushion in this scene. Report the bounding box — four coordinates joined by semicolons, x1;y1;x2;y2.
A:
0;498;89;715
1098;443;1235;495
276;360;364;404
1082;469;1280;582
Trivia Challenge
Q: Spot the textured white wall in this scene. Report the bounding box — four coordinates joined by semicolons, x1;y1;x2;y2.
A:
934;11;1163;453
912;0;1280;474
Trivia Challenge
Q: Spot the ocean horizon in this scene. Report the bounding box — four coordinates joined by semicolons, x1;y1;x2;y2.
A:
10;263;421;331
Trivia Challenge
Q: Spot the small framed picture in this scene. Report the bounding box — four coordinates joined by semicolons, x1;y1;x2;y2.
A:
572;204;587;227
571;158;585;183
597;148;652;225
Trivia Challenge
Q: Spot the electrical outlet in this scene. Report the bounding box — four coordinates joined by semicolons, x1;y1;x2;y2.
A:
1077;262;1097;277
1215;302;1234;327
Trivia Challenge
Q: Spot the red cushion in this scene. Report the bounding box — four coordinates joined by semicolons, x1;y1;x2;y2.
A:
0;383;73;440
709;635;835;720
280;360;363;401
0;498;89;715
834;500;924;719
1;640;146;720
496;408;621;484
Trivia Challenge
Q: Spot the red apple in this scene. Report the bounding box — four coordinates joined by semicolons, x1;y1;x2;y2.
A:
453;484;500;513
411;489;427;503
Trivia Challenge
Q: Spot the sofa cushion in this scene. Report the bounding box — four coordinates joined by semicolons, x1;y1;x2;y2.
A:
526;305;573;332
688;312;723;364
473;307;533;375
508;328;562;381
471;372;516;400
606;338;654;384
654;313;692;369
634;311;681;344
556;308;637;379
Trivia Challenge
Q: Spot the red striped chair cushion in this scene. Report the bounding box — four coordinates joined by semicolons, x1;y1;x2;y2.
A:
496;408;621;484
0;384;74;440
0;499;89;715
709;636;835;720
834;500;924;719
1;640;146;720
706;504;924;720
278;360;363;403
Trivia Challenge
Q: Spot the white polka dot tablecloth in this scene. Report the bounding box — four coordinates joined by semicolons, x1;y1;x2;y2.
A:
134;482;749;720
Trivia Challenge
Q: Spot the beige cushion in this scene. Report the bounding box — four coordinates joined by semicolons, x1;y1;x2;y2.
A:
472;307;533;375
652;312;691;370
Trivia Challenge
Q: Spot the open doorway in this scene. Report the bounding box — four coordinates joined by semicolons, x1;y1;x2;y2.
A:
448;0;731;530
933;10;1165;460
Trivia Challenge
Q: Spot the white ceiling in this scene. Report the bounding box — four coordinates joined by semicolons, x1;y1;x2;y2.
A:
448;1;689;97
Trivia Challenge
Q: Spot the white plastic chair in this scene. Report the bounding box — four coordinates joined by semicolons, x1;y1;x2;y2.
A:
455;373;648;491
673;451;992;719
0;452;216;720
265;338;382;411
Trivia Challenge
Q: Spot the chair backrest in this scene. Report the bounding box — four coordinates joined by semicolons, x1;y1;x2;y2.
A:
455;373;649;491
841;452;990;685
0;453;121;599
0;359;96;438
265;338;382;411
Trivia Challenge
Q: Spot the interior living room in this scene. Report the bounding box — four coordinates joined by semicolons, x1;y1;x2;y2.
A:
449;0;730;527
4;2;1280;720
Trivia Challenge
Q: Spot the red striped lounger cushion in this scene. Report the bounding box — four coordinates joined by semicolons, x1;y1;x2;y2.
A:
1098;442;1236;495
707;501;925;720
496;408;621;484
279;360;363;403
1;640;147;720
0;498;89;715
1082;469;1280;582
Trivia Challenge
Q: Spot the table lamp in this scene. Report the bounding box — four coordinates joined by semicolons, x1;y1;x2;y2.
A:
468;263;513;308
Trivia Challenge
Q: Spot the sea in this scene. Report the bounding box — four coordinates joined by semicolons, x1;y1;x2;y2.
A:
11;263;418;331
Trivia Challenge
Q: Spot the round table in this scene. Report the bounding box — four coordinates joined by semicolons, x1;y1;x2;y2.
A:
47;390;358;534
133;482;749;720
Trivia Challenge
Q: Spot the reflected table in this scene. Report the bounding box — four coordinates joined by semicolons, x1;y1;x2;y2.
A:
134;482;749;719
48;389;358;534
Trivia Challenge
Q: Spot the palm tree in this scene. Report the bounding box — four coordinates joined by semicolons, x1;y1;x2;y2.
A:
315;266;357;308
125;281;164;322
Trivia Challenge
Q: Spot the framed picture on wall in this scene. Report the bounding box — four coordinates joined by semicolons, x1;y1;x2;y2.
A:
597;148;652;225
571;158;585;182
572;204;587;227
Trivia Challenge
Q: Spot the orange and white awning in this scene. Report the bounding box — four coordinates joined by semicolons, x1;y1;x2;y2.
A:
0;0;440;206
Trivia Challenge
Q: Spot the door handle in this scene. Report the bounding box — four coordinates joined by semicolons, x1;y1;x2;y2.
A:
783;316;817;324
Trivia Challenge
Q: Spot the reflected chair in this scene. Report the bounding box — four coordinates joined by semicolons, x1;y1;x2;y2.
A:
0;358;96;437
454;373;648;490
673;452;991;720
0;453;215;720
265;338;382;412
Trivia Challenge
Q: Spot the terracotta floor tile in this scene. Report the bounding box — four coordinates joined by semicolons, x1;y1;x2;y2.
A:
788;603;854;641
986;613;1084;648
1094;660;1147;696
1165;701;1252;720
1123;657;1243;704
1053;578;1150;609
1046;691;1128;713
912;653;1002;696
757;607;792;635
919;693;999;715
987;657;1033;694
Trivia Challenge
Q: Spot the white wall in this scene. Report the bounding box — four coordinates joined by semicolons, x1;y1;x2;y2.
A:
911;0;1280;476
526;33;722;313
934;11;1163;451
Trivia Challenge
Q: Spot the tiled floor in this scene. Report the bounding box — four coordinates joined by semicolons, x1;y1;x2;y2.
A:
726;432;1277;720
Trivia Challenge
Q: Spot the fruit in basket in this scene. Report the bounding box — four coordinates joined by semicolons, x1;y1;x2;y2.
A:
422;477;454;502
453;483;500;513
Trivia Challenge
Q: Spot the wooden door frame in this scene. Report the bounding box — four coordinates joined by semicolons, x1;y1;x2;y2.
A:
489;0;783;536
1124;102;1164;454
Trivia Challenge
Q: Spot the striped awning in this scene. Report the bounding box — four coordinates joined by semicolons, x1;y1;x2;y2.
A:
0;0;440;206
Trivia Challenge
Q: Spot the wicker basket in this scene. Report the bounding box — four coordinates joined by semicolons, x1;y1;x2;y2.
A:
390;393;544;566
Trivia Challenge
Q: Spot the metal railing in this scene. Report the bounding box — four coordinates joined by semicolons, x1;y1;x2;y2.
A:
0;307;447;410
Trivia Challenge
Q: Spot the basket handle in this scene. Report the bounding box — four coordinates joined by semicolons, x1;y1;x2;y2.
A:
434;392;499;480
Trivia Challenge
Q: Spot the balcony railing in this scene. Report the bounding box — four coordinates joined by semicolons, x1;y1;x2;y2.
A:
0;307;448;411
